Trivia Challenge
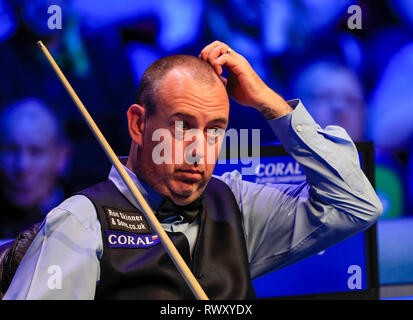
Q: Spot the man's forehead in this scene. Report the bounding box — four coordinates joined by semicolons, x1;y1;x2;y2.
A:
158;68;229;106
162;66;223;89
2;117;57;146
0;103;59;145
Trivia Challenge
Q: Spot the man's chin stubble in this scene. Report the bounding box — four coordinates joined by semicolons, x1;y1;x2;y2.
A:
168;182;202;203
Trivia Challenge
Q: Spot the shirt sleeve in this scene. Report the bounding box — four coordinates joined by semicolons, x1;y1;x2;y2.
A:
3;195;103;300
215;99;383;279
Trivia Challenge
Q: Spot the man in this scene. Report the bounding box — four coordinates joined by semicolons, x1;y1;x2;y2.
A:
3;41;382;299
0;98;70;239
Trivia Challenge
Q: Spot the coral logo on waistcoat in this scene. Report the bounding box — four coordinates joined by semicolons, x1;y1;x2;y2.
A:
105;230;160;248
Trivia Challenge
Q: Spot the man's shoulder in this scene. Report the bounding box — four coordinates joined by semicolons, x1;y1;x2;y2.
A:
209;171;245;202
74;180;115;195
59;194;97;213
211;170;246;193
64;180;115;214
212;170;243;184
50;193;99;232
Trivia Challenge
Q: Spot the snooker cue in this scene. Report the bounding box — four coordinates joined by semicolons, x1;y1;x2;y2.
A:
37;40;209;300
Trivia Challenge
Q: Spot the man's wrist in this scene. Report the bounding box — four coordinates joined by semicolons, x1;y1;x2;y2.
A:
253;90;293;120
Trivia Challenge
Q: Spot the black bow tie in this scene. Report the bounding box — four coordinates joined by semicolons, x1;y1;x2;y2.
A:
156;195;204;223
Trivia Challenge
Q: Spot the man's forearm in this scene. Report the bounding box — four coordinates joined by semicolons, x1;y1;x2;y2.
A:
253;89;293;120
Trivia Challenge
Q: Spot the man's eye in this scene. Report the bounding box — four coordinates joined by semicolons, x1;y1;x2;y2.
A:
206;128;225;145
175;121;189;130
208;127;223;136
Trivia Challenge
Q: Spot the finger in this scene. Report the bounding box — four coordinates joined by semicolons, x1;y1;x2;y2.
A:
199;40;225;61
199;42;221;61
206;45;225;74
213;53;239;76
207;44;231;74
199;40;222;58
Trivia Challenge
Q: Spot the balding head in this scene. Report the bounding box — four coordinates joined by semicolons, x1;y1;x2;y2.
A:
0;98;63;145
136;55;224;117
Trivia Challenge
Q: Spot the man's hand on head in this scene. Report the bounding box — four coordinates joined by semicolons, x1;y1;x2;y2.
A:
199;40;293;119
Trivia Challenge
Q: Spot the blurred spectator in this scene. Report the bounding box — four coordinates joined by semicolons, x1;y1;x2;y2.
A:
0;98;71;239
0;0;137;189
292;58;407;218
292;60;365;142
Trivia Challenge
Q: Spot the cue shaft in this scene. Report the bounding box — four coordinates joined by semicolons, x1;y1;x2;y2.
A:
37;40;208;300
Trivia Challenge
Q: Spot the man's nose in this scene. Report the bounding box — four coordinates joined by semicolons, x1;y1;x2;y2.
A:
329;96;347;113
15;150;32;172
184;129;205;165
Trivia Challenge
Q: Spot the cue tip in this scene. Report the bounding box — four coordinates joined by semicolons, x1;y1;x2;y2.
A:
37;40;44;48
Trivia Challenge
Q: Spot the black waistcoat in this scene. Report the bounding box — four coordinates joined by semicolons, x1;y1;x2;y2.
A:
77;177;256;300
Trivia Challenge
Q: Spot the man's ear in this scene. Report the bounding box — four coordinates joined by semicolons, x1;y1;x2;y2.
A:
127;104;146;146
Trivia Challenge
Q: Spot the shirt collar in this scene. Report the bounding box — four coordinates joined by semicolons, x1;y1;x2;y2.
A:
108;157;163;212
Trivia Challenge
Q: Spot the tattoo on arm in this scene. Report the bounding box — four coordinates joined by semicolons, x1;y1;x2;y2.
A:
260;107;279;120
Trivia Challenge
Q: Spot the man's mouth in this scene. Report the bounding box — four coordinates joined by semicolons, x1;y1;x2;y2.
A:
175;169;203;181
